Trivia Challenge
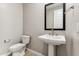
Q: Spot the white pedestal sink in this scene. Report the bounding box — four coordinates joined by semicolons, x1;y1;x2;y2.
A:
38;34;66;56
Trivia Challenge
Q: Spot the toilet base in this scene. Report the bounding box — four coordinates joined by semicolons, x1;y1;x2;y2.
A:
12;48;25;56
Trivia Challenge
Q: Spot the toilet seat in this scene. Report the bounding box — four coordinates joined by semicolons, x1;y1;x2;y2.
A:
10;43;26;52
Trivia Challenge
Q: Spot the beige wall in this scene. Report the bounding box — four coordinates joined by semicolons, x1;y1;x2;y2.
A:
71;4;79;56
23;3;79;56
23;3;48;55
0;3;23;55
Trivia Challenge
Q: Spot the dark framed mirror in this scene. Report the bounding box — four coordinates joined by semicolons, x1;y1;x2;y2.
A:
44;3;65;30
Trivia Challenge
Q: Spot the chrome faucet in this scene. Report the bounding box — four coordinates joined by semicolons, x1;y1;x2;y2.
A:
51;28;54;35
48;28;54;35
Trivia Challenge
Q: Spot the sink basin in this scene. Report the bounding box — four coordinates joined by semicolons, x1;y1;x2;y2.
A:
38;34;66;45
38;34;66;56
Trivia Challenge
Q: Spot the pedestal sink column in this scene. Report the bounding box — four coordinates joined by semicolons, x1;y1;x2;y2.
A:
48;44;56;56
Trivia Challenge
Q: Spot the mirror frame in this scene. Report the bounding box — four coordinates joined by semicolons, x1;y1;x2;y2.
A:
44;3;65;30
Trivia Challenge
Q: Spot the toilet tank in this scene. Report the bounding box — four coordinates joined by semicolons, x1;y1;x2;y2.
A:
21;35;30;44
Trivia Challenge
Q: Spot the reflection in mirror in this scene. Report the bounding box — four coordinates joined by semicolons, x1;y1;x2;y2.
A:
45;3;65;30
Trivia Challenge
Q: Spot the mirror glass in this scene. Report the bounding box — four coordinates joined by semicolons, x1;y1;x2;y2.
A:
45;3;65;30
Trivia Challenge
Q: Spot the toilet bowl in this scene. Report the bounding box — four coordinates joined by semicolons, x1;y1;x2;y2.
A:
9;35;30;56
10;43;26;52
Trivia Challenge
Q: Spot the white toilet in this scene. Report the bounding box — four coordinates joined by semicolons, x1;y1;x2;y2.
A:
10;35;30;56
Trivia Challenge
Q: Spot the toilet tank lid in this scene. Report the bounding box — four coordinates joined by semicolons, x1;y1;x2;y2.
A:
21;35;30;38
